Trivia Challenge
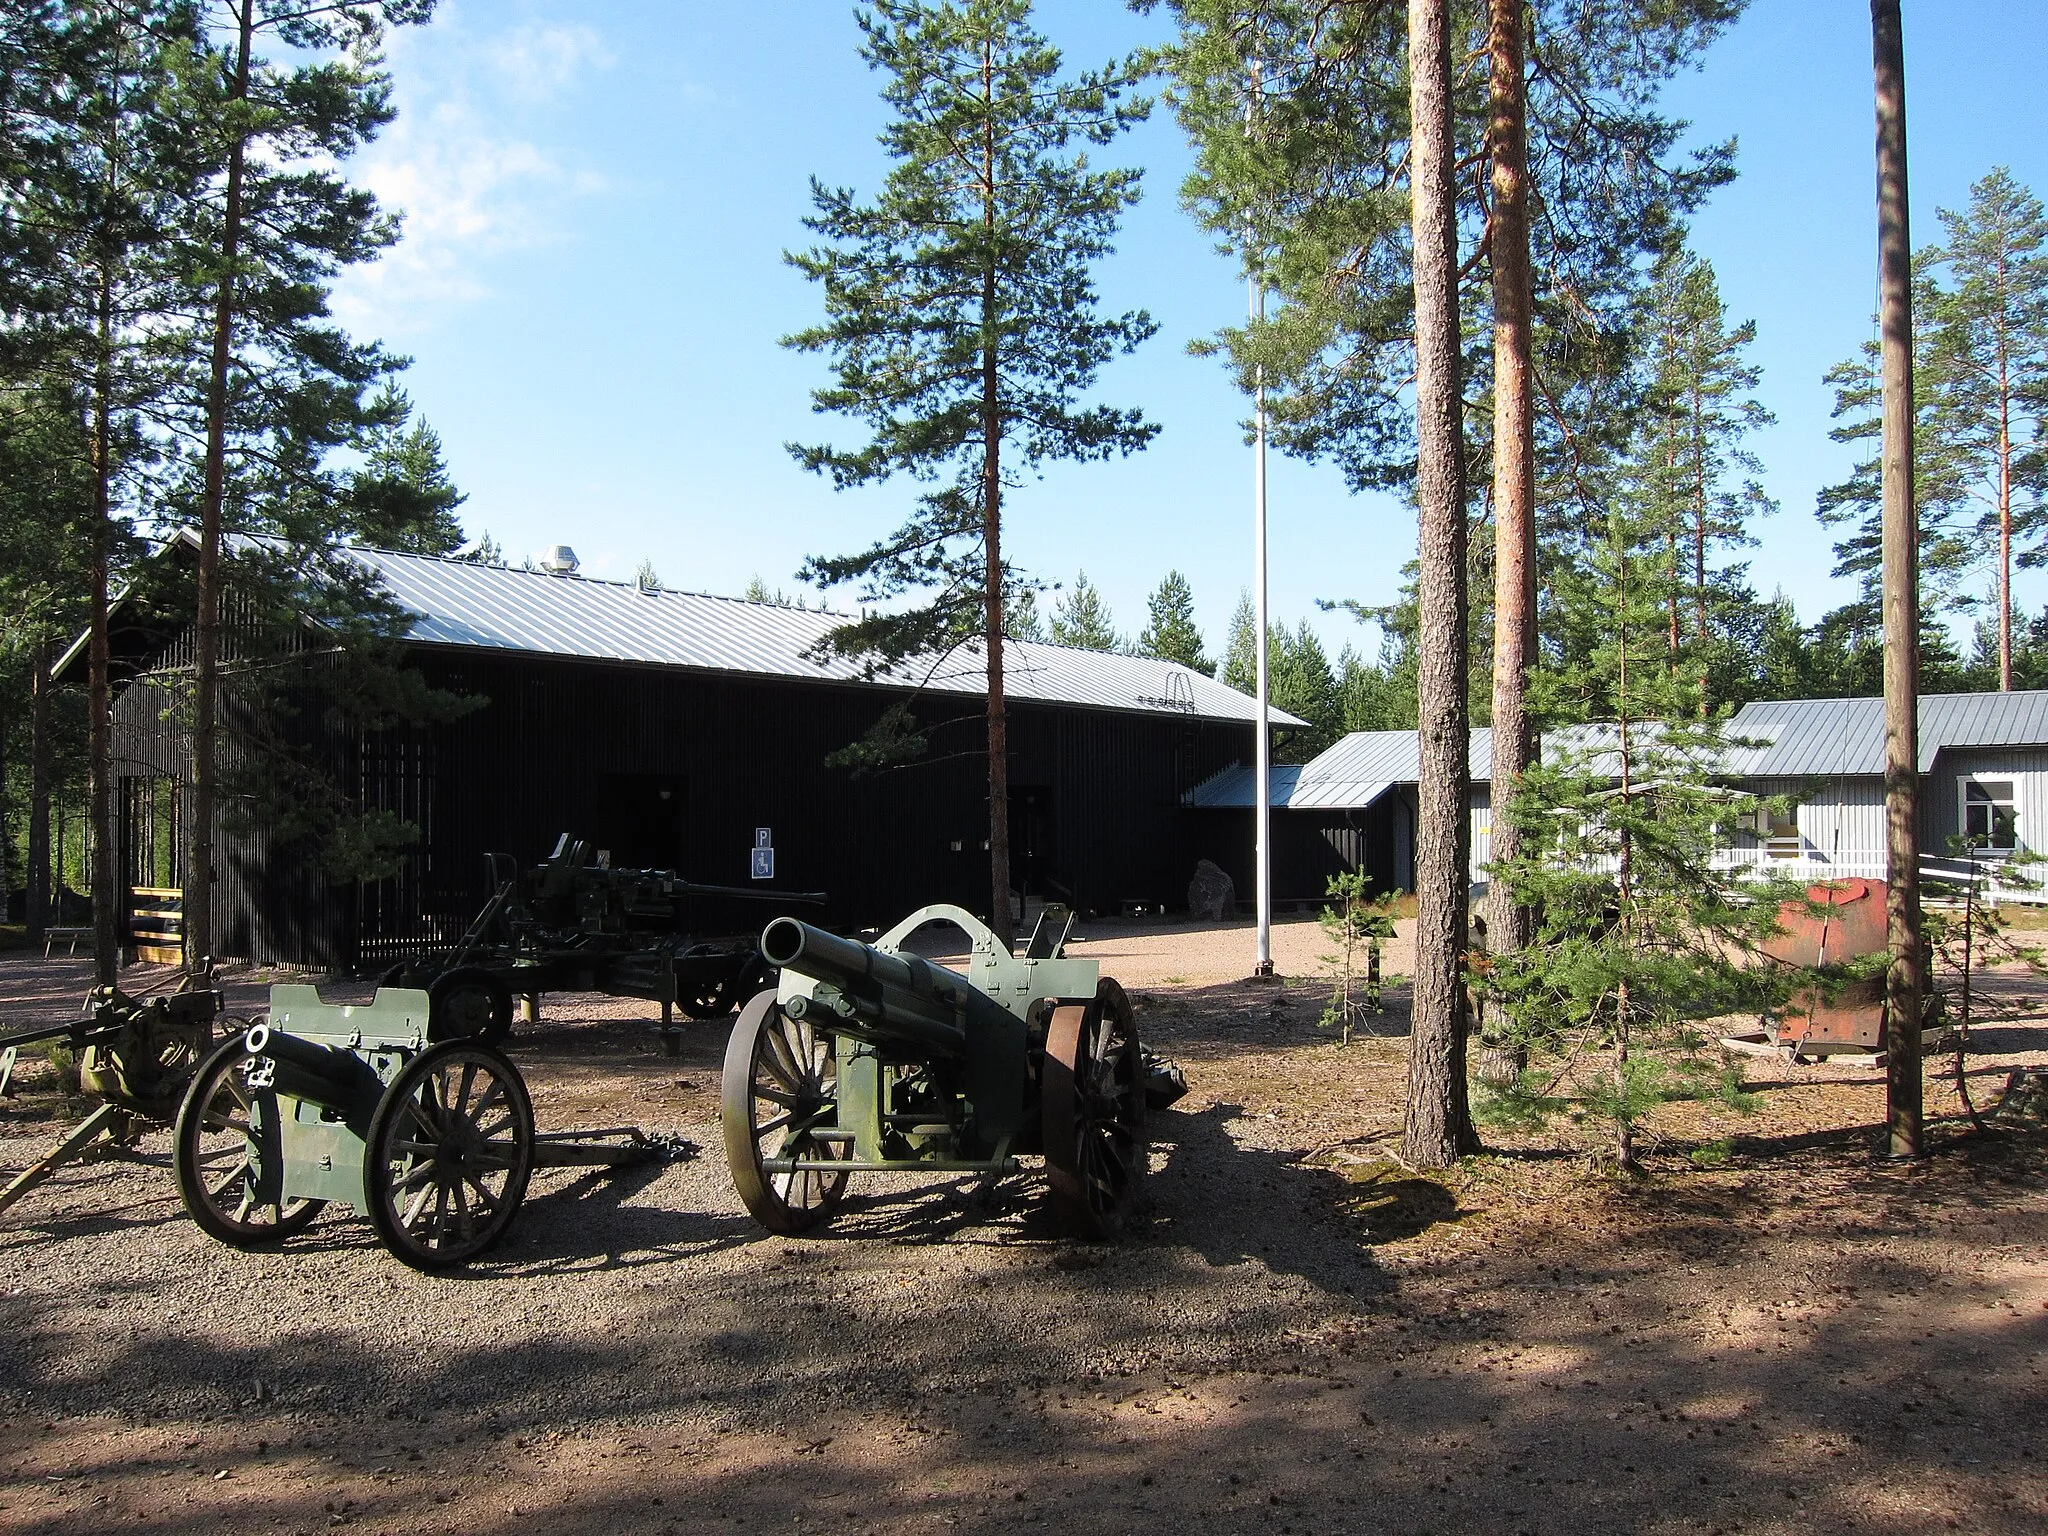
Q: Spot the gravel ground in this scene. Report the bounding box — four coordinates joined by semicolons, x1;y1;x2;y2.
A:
1;921;2045;1536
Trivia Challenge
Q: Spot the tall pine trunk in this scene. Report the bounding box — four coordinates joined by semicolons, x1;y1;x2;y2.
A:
1403;0;1477;1169
27;641;53;944
189;2;254;968
1693;380;1712;713
1484;0;1535;974
1997;350;2012;690
89;268;119;985
979;43;1012;951
1872;0;1923;1158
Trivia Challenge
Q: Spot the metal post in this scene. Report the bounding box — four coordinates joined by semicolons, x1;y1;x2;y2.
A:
1249;57;1274;980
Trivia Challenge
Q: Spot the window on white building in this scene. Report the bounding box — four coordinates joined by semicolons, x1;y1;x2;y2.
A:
1962;778;2017;851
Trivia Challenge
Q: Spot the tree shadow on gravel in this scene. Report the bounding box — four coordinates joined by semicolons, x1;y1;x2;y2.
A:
9;1154;2047;1536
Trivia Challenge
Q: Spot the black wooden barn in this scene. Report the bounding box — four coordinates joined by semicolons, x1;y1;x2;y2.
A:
84;537;1293;969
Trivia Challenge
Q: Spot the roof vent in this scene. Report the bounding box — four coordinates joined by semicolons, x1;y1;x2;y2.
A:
541;545;580;576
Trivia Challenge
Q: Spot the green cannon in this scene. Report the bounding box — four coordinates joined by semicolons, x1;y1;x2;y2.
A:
173;985;653;1269
721;903;1146;1239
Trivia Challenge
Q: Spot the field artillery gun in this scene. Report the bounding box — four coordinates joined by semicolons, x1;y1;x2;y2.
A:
0;972;227;1219
173;985;657;1269
390;835;826;1047
722;904;1147;1240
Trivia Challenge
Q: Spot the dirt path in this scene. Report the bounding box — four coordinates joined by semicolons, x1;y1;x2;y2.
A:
1;933;2044;1536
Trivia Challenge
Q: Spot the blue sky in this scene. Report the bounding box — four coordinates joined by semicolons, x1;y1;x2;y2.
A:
331;0;2047;664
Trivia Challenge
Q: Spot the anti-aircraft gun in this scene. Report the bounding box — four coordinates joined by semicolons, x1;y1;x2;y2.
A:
721;903;1146;1240
389;835;827;1045
0;969;228;1218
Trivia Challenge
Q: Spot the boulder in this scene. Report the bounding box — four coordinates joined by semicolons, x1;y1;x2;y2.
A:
1187;859;1236;921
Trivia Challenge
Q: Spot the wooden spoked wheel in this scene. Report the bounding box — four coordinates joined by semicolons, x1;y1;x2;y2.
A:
721;991;850;1235
174;1037;326;1247
1042;978;1147;1240
364;1041;534;1270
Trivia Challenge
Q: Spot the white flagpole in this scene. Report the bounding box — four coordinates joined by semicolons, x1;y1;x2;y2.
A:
1250;57;1273;979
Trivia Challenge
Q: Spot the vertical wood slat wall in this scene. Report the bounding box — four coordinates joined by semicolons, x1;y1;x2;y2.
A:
111;644;1252;969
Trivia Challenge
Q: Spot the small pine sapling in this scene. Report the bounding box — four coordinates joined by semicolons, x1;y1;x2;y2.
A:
1478;486;1803;1169
1317;872;1396;1043
1924;837;2041;1131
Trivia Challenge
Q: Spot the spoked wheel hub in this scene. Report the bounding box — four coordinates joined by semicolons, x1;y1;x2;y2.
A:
173;1036;327;1247
364;1041;535;1270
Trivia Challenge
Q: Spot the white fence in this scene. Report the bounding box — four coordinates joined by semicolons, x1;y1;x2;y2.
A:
1709;847;2042;904
1499;846;2046;904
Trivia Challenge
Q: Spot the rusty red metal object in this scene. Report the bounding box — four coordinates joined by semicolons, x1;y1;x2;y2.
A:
1766;879;1889;1055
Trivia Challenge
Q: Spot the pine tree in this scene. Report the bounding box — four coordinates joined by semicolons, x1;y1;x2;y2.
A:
1220;589;1257;695
1484;481;1796;1169
1004;584;1045;642
1923;168;2048;691
1137;570;1213;674
1270;622;1340;758
783;0;1156;946
16;3;212;979
345;381;467;553
1817;255;1979;652
1633;251;1776;711
183;0;437;963
1337;638;1417;732
1049;570;1121;651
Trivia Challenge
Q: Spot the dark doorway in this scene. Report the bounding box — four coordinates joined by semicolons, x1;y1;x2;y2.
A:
1009;785;1056;900
596;774;687;871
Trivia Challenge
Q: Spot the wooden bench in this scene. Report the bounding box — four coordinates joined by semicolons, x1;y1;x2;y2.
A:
42;927;91;959
127;888;184;966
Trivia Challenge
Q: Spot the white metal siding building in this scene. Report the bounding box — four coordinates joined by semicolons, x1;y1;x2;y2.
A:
1188;690;2048;901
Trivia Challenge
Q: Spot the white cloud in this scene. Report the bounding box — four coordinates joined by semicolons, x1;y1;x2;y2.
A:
329;8;616;332
486;22;615;103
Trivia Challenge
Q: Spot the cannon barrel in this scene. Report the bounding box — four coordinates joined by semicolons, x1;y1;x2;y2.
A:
243;1022;381;1115
760;918;967;1055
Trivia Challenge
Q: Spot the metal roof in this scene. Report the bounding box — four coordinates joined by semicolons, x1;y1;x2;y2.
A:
351;548;1300;725
1724;691;2048;776
1297;728;1494;789
1186;764;1308;809
1186;729;1488;810
67;534;1305;726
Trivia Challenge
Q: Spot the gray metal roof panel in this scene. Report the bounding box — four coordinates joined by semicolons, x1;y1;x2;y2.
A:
1297;729;1493;785
1725;691;2048;775
1286;776;1397;810
350;547;1302;726
1186;764;1305;808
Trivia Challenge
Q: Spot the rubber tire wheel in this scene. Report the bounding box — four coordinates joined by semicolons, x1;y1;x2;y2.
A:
427;967;514;1045
714;958;777;1018
173;1037;327;1248
379;961;431;989
363;1040;534;1271
721;989;849;1235
678;979;731;1021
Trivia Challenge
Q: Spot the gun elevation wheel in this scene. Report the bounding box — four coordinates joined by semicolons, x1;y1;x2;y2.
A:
1043;978;1147;1240
174;1037;326;1247
722;991;849;1235
364;1041;534;1270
